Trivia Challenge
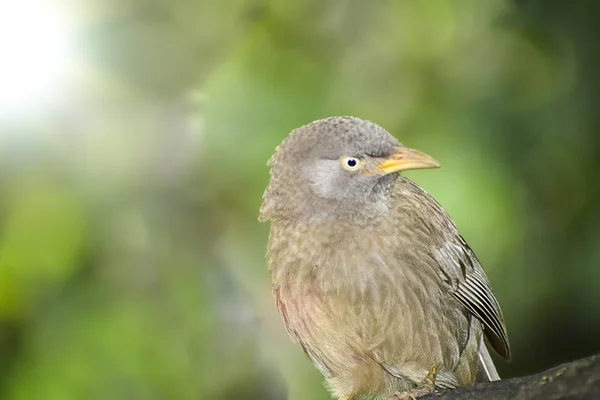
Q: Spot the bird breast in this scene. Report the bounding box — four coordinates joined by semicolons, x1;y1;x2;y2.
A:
269;215;455;345
269;215;444;305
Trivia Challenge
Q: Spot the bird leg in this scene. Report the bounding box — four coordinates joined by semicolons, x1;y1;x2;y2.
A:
389;366;438;400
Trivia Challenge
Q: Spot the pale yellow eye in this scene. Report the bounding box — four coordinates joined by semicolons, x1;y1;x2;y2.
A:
340;156;361;171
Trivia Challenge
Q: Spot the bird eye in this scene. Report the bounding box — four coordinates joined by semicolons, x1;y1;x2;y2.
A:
340;156;361;171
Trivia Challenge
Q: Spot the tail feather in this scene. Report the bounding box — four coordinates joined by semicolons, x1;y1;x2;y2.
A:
477;340;501;382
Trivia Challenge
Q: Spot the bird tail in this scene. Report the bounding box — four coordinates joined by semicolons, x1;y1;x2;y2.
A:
477;340;501;381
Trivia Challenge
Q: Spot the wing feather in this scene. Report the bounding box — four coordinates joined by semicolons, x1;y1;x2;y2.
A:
452;255;511;359
398;178;511;360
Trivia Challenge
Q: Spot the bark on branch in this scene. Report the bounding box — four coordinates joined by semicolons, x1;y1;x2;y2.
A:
423;354;600;400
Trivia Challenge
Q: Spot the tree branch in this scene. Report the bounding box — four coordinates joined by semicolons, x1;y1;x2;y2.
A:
423;355;600;400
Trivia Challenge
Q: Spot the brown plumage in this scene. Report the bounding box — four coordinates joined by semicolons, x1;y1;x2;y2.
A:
259;117;510;400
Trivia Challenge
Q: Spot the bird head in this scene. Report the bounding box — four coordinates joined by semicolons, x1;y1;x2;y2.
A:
259;116;439;222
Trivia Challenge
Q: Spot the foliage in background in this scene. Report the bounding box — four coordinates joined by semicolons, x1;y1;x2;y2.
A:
0;1;599;399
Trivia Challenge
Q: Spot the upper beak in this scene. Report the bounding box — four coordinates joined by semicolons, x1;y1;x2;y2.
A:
377;146;440;175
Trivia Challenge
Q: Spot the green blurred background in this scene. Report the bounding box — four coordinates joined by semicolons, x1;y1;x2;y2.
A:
0;0;599;399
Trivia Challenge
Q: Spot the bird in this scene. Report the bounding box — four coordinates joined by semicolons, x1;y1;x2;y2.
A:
259;116;510;400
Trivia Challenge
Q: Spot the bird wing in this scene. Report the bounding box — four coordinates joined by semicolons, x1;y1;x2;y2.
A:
400;178;511;360
441;236;511;360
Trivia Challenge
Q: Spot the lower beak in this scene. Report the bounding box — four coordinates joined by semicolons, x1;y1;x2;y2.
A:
377;146;440;175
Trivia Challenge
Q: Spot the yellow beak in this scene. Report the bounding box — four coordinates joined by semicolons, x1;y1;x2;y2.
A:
377;146;440;175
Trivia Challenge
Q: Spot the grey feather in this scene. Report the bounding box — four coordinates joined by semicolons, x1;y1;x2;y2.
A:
453;261;511;359
477;340;501;381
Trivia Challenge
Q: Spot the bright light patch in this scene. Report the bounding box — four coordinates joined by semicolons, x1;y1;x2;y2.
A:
0;0;72;113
